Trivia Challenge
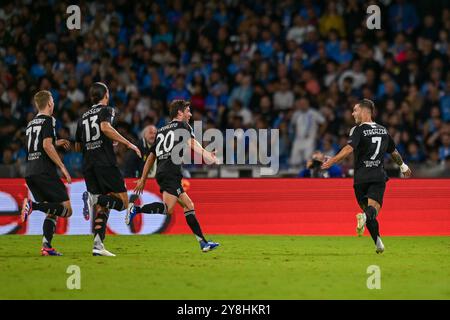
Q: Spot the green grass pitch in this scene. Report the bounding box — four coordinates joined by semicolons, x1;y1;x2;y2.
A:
0;235;449;299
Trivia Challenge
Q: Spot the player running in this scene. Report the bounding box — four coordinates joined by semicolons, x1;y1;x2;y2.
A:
131;100;220;252
322;99;411;253
21;90;73;256
75;82;142;256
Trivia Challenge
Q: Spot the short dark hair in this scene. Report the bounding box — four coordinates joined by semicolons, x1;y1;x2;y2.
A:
89;82;108;104
169;100;190;118
358;99;375;116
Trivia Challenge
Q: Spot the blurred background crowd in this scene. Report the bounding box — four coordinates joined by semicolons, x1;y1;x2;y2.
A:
0;0;449;178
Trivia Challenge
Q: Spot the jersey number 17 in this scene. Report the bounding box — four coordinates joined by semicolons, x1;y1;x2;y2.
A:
26;126;41;152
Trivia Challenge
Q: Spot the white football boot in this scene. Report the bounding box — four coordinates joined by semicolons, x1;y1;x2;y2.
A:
356;213;366;237
92;235;116;256
375;236;385;254
82;191;98;221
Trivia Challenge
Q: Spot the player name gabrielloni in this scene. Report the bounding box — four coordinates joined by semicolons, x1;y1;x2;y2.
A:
363;128;388;136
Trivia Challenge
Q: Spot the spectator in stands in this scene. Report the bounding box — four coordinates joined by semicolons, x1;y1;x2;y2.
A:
122;125;157;178
319;1;345;38
228;73;253;109
273;78;294;111
286;14;314;45
388;0;419;34
290;97;326;167
439;133;450;162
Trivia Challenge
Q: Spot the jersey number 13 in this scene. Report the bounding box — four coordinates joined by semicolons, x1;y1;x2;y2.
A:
82;115;101;142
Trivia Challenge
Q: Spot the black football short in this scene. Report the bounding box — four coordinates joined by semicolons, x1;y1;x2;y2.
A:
156;173;184;197
84;166;127;195
353;181;386;208
25;173;69;203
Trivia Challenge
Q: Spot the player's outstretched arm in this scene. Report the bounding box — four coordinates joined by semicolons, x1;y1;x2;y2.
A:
188;138;218;164
390;149;412;178
100;121;142;158
134;153;156;195
321;144;353;170
43;137;72;184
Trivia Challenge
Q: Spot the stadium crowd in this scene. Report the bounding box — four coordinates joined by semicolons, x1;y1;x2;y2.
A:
0;0;449;178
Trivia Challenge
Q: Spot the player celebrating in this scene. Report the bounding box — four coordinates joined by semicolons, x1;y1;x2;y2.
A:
321;99;411;253
21;90;73;256
131;100;220;252
75;82;141;256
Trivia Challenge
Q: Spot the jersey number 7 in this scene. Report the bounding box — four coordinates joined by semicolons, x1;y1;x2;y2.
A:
371;137;382;160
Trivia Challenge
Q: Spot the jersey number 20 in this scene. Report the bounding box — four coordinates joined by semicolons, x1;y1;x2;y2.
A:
155;131;175;156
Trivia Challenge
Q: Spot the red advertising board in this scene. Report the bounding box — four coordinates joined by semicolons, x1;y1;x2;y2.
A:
0;178;448;236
